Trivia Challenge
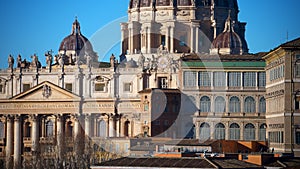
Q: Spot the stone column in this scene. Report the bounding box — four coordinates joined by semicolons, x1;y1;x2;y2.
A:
120;118;124;137
165;26;170;51
225;121;230;140
225;95;230;113
74;115;80;140
147;27;151;54
210;122;215;140
56;115;63;160
31;115;39;152
170;26;174;53
240;122;244;140
13;115;21;169
190;25;195;52
41;118;45;138
195;25;199;53
5;116;13;167
241;95;245;113
85;114;91;137
109;117;114;137
116;118;120;137
255;123;260;141
256;95;260;113
195;122;200;139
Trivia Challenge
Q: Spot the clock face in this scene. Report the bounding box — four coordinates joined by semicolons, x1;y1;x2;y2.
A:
157;56;169;69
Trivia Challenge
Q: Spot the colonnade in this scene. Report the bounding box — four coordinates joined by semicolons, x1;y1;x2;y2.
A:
2;113;133;168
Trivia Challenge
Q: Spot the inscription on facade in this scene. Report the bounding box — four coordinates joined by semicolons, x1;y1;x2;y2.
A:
269;123;284;129
0;103;78;110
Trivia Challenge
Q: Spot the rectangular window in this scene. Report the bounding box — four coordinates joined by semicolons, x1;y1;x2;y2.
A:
296;54;300;60
124;83;132;92
0;84;3;93
23;84;31;92
258;72;266;87
95;83;105;92
124;143;129;153
161;35;166;46
144;104;149;111
115;143;120;153
158;77;168;89
243;72;256;87
269;131;284;143
213;72;226;87
65;83;73;92
228;72;241;87
199;71;211;87
183;71;197;88
296;132;300;144
296;64;300;77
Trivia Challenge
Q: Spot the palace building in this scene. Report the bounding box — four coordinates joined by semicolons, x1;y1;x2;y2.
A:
0;0;300;168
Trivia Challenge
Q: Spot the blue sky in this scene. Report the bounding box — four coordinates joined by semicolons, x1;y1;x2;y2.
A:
0;0;299;69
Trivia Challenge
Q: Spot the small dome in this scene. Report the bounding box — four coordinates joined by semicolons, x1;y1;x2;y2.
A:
59;18;94;54
211;11;248;55
126;58;138;68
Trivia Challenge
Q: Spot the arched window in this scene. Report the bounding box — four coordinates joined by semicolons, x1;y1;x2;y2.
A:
124;121;130;137
200;96;211;112
229;96;240;113
215;123;225;140
259;124;267;141
215;96;225;113
244;96;256;113
97;120;106;138
24;122;31;138
46;120;54;137
0;122;4;138
259;97;266;113
199;123;210;141
229;123;240;140
244;123;255;140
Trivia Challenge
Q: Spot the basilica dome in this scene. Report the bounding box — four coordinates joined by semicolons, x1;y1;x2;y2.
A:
129;0;238;8
129;0;193;8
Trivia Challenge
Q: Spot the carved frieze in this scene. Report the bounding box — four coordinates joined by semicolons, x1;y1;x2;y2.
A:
265;89;285;99
176;10;190;16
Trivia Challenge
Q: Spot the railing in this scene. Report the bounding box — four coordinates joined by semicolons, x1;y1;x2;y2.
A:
39;137;56;144
195;112;265;117
23;137;32;144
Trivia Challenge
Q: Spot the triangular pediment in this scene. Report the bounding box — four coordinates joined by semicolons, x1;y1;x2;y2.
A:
12;81;81;101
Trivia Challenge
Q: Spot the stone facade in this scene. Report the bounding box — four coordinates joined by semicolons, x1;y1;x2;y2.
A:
0;0;300;168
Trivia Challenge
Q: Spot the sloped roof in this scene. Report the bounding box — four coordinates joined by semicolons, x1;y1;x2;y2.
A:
97;157;216;168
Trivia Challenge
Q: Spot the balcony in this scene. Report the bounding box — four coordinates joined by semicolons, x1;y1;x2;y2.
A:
39;137;56;144
23;137;32;145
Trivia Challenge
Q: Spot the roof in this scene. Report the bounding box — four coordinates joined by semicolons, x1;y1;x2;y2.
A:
264;157;300;168
96;157;264;169
164;139;216;146
209;158;264;169
97;157;216;168
181;61;265;68
181;53;264;61
138;88;182;94
280;37;300;48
